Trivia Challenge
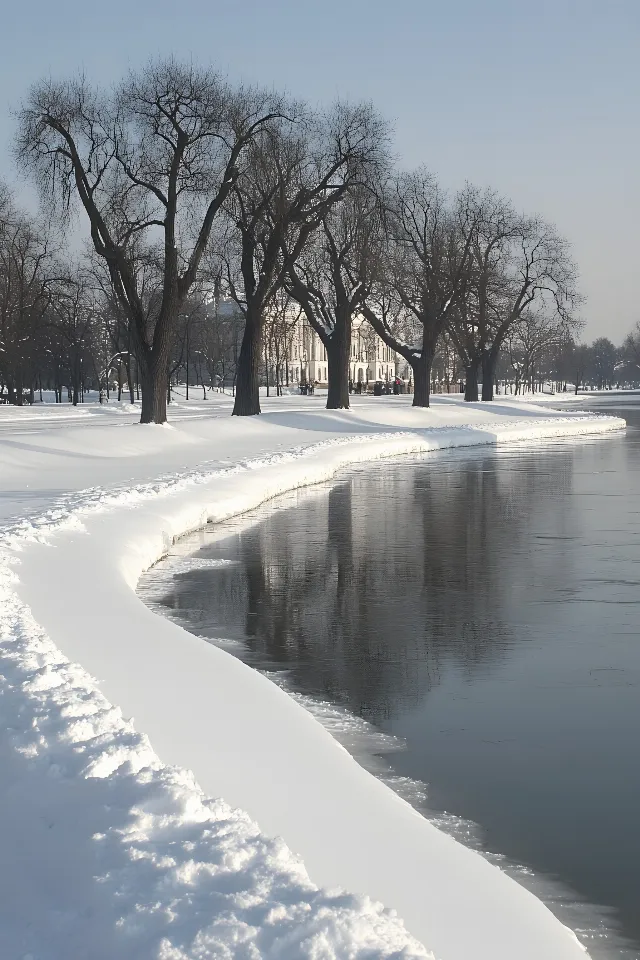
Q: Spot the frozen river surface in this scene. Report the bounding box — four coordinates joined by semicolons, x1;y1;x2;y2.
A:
140;396;640;959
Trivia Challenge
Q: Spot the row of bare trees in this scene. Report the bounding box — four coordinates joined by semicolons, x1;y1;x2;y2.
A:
4;58;588;420
0;188;96;405
15;61;388;420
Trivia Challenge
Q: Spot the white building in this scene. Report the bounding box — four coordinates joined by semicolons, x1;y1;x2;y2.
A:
284;315;397;387
204;299;402;390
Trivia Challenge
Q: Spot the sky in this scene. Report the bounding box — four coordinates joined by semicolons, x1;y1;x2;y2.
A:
2;0;638;342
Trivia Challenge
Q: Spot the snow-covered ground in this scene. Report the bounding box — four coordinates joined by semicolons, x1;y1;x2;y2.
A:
0;394;625;960
499;388;640;403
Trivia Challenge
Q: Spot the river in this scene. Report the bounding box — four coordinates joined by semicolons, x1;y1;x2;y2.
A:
138;395;640;959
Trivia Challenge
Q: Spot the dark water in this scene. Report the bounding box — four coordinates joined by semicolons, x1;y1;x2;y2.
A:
139;397;640;959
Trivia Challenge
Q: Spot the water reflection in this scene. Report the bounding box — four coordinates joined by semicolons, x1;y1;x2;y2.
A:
153;450;574;727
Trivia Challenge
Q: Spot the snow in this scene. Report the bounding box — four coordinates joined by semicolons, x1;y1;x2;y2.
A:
494;388;640;404
1;578;428;960
0;394;625;960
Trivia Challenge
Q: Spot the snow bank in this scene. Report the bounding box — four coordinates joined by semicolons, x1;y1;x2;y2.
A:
0;397;624;959
0;566;430;960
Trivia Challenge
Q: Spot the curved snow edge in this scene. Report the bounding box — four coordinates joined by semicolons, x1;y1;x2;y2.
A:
4;415;622;959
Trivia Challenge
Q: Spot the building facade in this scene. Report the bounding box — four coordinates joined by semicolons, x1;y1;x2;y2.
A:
283;315;397;388
204;300;403;391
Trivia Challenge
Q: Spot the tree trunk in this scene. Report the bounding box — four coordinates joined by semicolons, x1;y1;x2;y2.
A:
410;347;435;407
233;307;262;416
481;350;498;401
140;353;168;424
464;359;480;401
126;354;135;405
326;322;351;410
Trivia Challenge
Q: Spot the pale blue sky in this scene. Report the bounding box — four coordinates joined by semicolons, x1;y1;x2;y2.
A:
2;0;638;340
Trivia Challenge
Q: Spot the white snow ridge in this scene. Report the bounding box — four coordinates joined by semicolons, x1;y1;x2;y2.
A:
0;560;429;960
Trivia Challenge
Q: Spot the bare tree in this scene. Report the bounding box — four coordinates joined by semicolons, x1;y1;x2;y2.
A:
86;254;138;401
505;309;577;394
446;189;518;401
16;60;284;422
449;188;580;401
0;182;12;233
622;322;640;381
0;205;57;404
361;169;473;407
571;342;591;394
261;290;303;395
225;102;389;415
284;185;384;409
47;272;97;405
586;337;618;389
431;330;463;393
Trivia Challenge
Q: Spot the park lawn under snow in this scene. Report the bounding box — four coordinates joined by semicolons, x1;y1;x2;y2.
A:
0;393;624;960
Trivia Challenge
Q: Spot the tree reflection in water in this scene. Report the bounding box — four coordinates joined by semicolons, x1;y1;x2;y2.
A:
145;448;573;727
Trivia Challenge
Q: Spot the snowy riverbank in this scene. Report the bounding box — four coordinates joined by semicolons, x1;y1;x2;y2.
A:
0;395;624;959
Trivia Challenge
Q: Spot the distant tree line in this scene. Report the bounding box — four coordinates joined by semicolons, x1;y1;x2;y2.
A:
0;59;636;419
